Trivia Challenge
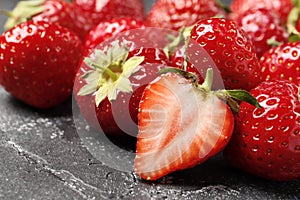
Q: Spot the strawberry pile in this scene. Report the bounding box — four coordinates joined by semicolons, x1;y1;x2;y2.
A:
0;0;299;182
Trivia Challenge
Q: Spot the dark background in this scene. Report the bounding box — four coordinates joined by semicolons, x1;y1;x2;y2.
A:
0;0;299;199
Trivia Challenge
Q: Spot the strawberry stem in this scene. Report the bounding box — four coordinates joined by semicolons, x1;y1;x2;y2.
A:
201;68;213;92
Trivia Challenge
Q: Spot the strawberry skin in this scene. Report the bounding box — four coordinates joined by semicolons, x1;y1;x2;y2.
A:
0;20;83;108
235;8;288;58
83;18;146;56
73;0;145;21
135;72;234;181
73;0;145;38
260;42;300;85
224;80;300;181
230;0;293;23
189;18;262;91
146;0;226;31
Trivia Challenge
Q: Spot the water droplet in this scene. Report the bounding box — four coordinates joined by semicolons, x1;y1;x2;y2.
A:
252;145;259;152
268;136;274;143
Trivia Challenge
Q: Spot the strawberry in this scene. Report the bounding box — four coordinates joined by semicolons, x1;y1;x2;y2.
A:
72;0;145;39
145;0;226;31
74;43;171;136
0;20;83;108
3;0;85;39
235;8;288;58
189;17;262;91
259;42;300;85
224;80;300;181
83;18;146;56
229;0;293;23
134;68;260;181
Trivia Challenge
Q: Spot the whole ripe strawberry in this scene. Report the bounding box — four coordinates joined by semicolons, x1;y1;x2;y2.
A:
3;0;86;40
72;0;145;38
189;17;262;91
259;42;300;85
230;0;293;23
83;18;146;56
74;44;171;136
145;0;226;31
0;20;83;108
134;68;260;181
235;8;288;58
224;80;300;181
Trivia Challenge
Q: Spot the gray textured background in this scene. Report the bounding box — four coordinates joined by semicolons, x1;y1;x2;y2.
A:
0;0;299;199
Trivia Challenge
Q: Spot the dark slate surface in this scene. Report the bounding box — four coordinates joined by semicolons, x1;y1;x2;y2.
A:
0;0;299;199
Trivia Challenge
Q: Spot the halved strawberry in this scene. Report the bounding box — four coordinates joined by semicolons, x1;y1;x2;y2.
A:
134;68;260;180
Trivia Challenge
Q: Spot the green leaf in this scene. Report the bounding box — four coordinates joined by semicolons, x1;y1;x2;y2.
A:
110;43;129;63
4;0;45;30
116;76;133;93
77;83;98;96
95;83;110;106
226;90;262;108
287;7;300;42
122;56;145;77
84;50;109;71
84;70;102;83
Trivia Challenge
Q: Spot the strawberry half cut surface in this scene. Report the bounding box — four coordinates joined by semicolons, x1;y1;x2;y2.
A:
134;68;261;181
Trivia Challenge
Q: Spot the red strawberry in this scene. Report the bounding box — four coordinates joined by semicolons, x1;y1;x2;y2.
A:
224;80;300;181
189;17;262;91
74;43;171;136
0;20;83;108
260;42;300;85
134;68;260;181
235;8;288;58
4;0;85;39
230;0;293;23
73;0;145;38
146;0;226;31
83;18;146;56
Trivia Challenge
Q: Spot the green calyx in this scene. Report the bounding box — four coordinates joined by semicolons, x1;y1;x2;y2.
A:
287;0;300;42
3;0;45;30
215;0;231;14
160;67;261;113
163;25;193;59
77;43;145;106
